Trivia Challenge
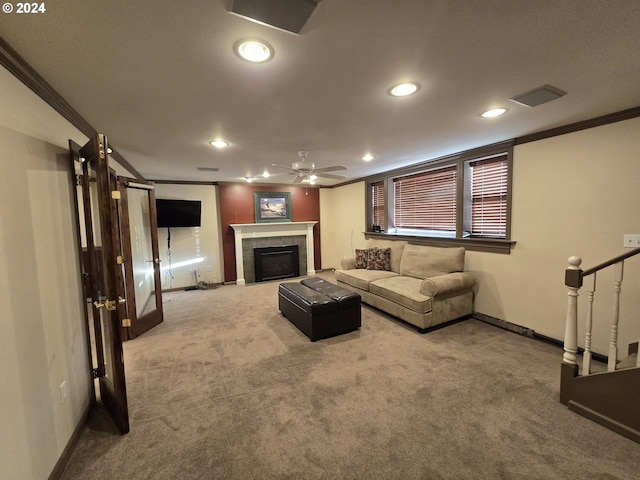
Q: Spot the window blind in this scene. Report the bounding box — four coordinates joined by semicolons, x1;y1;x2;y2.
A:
372;181;384;227
470;155;508;237
394;166;457;232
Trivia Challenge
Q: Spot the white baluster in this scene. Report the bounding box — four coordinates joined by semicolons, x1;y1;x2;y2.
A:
563;256;582;366
607;261;624;371
583;273;596;375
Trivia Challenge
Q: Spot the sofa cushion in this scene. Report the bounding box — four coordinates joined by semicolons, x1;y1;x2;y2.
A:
399;244;465;279
365;239;407;273
335;269;398;291
370;276;432;313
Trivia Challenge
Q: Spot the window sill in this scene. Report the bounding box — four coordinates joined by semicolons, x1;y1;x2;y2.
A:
363;232;516;254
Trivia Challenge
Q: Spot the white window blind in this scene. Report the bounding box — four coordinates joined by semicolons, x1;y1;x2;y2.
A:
394;166;457;232
470;155;508;237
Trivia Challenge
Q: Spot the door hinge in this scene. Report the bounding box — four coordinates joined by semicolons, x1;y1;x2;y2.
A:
75;174;82;186
111;190;121;200
92;368;100;379
122;318;132;328
116;255;124;265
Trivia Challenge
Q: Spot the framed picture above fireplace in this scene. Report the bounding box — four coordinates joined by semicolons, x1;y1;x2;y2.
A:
254;192;292;223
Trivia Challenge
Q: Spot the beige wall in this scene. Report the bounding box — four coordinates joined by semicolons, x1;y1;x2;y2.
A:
154;184;224;290
319;182;366;270
0;66;92;479
468;117;640;354
321;117;640;356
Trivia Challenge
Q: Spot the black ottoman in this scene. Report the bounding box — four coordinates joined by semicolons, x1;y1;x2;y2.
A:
278;279;361;341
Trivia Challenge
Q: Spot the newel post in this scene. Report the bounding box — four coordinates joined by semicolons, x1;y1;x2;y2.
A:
563;256;583;366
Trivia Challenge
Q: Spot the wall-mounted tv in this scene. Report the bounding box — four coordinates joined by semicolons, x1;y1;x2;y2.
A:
156;199;202;228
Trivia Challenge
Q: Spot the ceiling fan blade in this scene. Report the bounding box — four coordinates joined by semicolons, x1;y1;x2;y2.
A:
272;163;297;172
292;174;305;183
313;165;347;173
314;172;346;180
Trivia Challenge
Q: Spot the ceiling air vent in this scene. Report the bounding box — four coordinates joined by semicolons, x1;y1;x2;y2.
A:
197;167;220;172
510;84;567;107
226;0;318;34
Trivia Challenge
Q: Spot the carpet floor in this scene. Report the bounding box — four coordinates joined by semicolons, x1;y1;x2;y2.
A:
61;273;640;479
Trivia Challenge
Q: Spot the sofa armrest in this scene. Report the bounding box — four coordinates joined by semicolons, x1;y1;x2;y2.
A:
340;257;357;270
420;272;475;297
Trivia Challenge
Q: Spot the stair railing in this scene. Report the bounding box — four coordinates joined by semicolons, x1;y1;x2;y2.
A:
564;247;640;375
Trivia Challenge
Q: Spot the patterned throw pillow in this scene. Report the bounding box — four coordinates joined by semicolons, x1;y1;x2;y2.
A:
367;247;391;271
355;248;369;269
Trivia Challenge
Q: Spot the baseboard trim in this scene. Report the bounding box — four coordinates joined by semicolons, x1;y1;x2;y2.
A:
568;401;640;444
48;402;91;480
473;312;534;337
472;312;609;364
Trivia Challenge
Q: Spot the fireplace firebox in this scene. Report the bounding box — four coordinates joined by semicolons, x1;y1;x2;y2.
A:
254;245;300;282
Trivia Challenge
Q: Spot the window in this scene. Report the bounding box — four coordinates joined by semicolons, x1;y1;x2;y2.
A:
394;166;457;235
371;181;385;228
366;142;513;251
468;155;508;237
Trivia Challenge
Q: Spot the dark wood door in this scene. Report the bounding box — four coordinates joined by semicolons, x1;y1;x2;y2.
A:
117;177;163;339
79;133;130;434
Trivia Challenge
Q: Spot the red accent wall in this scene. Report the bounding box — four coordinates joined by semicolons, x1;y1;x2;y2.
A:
219;184;321;283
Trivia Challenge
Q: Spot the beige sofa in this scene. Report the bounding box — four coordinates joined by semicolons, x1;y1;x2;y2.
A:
335;239;475;331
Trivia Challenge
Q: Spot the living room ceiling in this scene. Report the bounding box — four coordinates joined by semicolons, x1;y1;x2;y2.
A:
1;0;639;186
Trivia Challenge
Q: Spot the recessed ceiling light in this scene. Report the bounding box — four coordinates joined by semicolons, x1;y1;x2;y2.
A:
235;40;273;63
209;140;229;148
262;172;270;178
389;82;420;97
481;108;507;118
362;153;374;161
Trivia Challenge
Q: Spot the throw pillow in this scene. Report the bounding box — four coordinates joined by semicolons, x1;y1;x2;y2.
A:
355;248;369;269
367;247;391;271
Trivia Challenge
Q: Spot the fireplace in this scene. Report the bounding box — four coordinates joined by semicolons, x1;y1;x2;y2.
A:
254;245;300;282
229;222;317;286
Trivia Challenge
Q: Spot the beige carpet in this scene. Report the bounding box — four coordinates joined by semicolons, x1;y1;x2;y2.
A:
61;272;640;479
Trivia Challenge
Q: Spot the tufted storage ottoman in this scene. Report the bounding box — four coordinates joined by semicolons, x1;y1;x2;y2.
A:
278;278;361;341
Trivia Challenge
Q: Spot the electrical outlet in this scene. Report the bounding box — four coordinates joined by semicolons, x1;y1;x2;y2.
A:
623;234;640;248
59;381;69;404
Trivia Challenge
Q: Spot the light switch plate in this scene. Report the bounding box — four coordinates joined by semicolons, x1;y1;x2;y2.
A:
623;234;640;248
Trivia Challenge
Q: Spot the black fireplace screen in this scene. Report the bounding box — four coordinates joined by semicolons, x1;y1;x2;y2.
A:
254;245;300;282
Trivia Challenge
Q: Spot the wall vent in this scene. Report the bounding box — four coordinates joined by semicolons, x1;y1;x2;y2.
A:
197;167;220;172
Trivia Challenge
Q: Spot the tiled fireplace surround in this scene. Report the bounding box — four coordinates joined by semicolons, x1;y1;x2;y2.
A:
230;222;317;285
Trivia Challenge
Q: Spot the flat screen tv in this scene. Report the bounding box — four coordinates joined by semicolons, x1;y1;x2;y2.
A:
156;199;202;228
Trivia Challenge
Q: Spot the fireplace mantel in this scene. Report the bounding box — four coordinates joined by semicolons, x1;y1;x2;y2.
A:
230;222;317;285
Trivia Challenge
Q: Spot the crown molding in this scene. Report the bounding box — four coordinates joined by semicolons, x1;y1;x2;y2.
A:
0;35;144;179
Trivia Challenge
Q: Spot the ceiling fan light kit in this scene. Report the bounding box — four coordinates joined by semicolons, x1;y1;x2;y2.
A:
271;150;347;184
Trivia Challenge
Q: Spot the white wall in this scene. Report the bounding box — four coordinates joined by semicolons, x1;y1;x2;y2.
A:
154;184;223;290
321;117;640;356
0;66;92;480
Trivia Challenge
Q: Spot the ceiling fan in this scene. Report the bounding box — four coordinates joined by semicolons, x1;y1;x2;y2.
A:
271;151;346;183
